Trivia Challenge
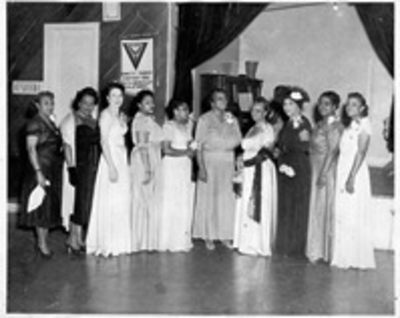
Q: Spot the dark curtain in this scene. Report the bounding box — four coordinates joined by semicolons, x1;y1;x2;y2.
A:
355;3;394;152
173;3;267;104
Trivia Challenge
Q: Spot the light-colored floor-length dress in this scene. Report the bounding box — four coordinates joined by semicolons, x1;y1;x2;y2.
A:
130;112;164;251
159;120;195;252
233;122;277;256
331;118;375;269
86;110;132;256
192;111;242;241
306;119;341;262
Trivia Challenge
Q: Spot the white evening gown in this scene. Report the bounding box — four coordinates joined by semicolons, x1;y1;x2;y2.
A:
86;110;132;257
331;118;375;269
233;122;277;256
159;120;195;252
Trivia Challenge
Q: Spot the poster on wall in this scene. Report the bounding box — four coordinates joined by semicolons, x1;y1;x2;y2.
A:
120;37;154;95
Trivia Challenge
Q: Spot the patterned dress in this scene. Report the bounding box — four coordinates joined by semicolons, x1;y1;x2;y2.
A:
19;114;63;229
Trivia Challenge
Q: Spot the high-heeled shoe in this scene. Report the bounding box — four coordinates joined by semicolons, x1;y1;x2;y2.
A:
65;242;83;256
35;245;54;259
79;245;87;253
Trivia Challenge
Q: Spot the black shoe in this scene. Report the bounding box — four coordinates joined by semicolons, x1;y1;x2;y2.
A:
35;245;54;259
65;242;83;256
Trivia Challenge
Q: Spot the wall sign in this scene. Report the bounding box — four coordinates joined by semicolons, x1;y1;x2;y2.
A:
120;37;154;95
12;81;43;95
102;2;121;22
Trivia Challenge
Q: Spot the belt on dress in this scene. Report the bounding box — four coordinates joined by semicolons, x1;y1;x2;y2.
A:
243;148;275;223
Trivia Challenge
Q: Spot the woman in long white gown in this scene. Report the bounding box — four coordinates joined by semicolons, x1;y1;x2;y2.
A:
130;90;164;252
159;101;195;252
331;92;375;269
234;98;278;256
86;82;132;257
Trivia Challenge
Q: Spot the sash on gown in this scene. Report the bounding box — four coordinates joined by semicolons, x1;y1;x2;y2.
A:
243;148;275;223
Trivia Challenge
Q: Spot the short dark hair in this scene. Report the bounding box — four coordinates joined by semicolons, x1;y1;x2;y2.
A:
319;91;341;109
128;89;155;118
166;99;189;120
209;88;227;103
135;90;154;105
341;92;369;127
254;96;276;123
273;85;291;103
347;92;368;116
100;82;125;110
314;90;341;122
72;87;99;111
36;91;54;103
253;96;270;112
104;82;125;96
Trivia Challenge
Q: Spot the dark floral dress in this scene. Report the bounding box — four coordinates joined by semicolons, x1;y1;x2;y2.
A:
19;114;63;229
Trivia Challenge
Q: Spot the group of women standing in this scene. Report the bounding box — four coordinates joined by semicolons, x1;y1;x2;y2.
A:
18;82;376;270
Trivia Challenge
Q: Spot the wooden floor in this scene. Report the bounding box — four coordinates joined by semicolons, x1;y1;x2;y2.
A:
7;214;394;315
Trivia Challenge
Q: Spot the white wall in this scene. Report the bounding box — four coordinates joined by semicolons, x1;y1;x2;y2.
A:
166;3;178;105
238;3;393;167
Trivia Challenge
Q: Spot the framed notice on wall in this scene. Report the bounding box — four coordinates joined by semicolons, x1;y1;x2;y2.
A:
120;37;154;95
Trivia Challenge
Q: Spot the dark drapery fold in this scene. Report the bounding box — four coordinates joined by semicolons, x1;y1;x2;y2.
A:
355;3;394;77
355;3;394;152
388;98;394;152
173;3;267;104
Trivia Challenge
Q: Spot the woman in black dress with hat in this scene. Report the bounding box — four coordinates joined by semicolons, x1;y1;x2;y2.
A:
19;91;63;258
275;87;312;258
65;87;101;254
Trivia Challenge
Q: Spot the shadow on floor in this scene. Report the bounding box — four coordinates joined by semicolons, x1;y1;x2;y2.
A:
7;214;395;315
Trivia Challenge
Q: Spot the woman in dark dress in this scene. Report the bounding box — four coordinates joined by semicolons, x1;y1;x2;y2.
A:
275;87;312;258
269;85;291;136
19;91;63;258
65;87;100;254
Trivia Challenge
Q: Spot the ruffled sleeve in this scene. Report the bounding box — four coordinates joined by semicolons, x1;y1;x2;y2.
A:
26;118;42;137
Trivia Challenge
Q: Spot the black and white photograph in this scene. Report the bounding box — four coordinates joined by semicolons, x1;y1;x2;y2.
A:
4;0;397;316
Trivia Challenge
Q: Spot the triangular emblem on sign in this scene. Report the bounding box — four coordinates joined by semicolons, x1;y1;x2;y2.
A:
123;42;148;70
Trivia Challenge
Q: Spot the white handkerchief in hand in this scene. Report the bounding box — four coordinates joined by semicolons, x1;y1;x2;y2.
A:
27;185;46;213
